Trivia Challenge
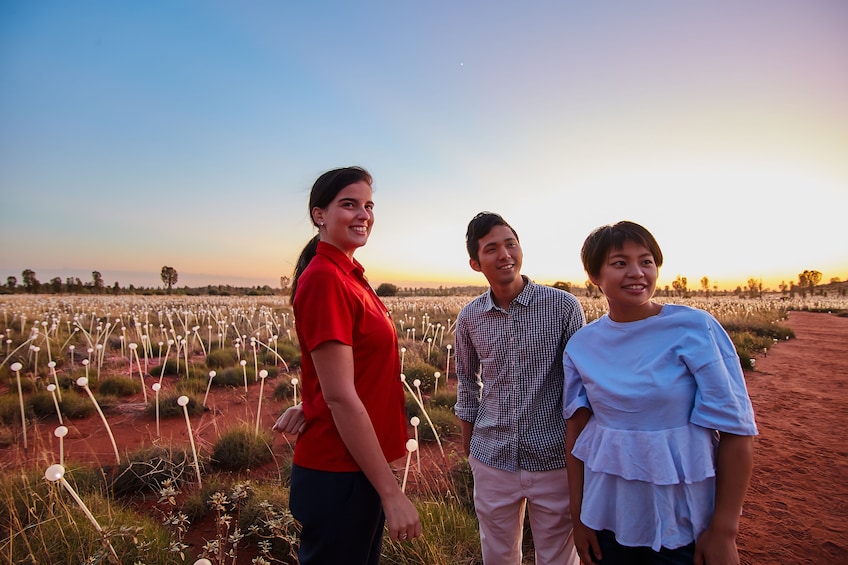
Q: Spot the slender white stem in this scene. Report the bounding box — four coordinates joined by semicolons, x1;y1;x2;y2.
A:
178;396;202;485
255;370;268;435
11;363;26;452
77;377;120;465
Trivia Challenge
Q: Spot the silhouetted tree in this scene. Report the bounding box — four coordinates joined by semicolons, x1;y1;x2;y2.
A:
21;269;40;293
6;276;16;290
798;269;822;297
92;271;104;293
552;281;572;292
746;278;762;298
50;277;63;293
375;283;399;297
672;275;688;296
161;266;178;294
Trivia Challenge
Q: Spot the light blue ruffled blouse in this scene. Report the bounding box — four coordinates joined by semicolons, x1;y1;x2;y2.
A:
563;304;758;551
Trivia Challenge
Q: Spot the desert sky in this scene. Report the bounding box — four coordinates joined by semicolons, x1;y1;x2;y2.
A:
1;1;846;290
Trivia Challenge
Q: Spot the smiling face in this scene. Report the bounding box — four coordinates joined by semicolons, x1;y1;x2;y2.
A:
470;224;523;289
312;180;374;258
591;239;661;322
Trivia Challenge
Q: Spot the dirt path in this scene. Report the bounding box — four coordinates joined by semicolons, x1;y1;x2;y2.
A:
738;311;848;564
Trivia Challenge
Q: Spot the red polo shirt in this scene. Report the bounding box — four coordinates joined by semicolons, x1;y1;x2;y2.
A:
292;241;407;471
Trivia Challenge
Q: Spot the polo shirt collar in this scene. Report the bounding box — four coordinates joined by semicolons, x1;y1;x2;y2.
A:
316;240;366;277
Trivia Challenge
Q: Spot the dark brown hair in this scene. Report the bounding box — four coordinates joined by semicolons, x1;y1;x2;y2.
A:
290;166;373;300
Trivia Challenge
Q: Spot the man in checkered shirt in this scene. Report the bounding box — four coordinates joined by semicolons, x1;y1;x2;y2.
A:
454;212;585;565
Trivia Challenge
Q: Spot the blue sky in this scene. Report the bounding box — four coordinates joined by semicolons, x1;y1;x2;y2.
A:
2;1;846;290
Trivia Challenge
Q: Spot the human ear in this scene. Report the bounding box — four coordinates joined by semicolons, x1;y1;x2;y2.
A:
311;207;324;227
469;258;482;273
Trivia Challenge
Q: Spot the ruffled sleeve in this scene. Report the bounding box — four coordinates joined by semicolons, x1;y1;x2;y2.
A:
563;350;591;419
687;316;758;436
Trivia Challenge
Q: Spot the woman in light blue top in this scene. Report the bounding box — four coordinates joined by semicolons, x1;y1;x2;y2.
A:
563;221;757;565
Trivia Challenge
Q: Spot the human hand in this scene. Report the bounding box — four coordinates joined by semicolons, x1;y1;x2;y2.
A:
573;520;601;564
271;403;306;435
382;491;422;542
695;526;740;565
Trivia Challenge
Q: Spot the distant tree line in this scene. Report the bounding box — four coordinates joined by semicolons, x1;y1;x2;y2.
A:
0;268;279;297
3;268;844;298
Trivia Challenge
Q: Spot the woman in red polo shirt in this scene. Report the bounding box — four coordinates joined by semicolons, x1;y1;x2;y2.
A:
282;166;420;564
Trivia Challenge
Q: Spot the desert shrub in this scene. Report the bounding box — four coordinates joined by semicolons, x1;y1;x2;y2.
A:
4;374;35;394
59;390;95;419
276;341;302;367
150;359;179;377
418;406;461;442
26;390;61;419
181;473;227;522
730;331;774;360
54;372;76;390
404;362;441;392
211;424;274;471
98;376;142;397
213;366;255;388
405;394;422;418
273;378;295;401
261;365;280;379
205;347;239;369
738;351;755;371
258;349;279;365
430;390;457;410
175;376;207;394
0;394;31;425
109;445;193;498
186;365;211;380
150;391;204;418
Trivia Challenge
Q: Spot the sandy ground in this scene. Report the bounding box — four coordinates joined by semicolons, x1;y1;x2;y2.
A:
5;310;848;563
737;311;848;564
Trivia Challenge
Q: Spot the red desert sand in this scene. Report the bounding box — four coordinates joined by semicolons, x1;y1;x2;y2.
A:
737;311;848;564
5;310;848;564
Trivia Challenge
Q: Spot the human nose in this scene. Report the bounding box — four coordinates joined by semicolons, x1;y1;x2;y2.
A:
355;205;371;220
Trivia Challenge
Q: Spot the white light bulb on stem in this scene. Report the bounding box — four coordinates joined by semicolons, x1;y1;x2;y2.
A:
178;395;202;485
255;369;268;435
77;376;120;464
44;464;119;562
10;362;26;452
401;438;419;492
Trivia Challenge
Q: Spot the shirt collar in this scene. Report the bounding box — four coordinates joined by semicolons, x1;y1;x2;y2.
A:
483;275;535;311
316;240;366;277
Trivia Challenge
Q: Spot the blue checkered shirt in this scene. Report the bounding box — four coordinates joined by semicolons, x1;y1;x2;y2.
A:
454;277;585;472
